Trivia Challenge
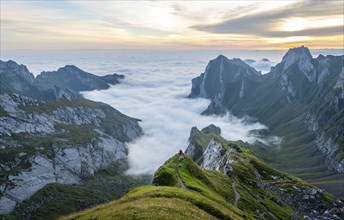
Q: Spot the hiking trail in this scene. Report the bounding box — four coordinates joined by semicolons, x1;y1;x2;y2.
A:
232;181;241;208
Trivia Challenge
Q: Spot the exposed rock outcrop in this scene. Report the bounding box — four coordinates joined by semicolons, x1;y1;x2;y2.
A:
0;93;142;214
0;61;142;214
189;55;261;100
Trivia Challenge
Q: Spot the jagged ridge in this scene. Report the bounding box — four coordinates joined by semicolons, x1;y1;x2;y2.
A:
189;46;344;196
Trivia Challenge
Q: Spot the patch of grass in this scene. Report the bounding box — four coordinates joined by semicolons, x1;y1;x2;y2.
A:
19;97;101;114
321;192;336;203
66;197;218;220
250;157;287;180
204;170;235;201
54;124;96;145
154;155;232;206
62;186;239;220
153;166;179;187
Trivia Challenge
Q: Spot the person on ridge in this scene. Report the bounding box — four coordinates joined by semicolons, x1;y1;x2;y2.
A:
179;149;184;159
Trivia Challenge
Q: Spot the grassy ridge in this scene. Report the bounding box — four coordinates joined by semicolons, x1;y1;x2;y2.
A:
61;147;337;220
62;186;240;220
60;124;339;219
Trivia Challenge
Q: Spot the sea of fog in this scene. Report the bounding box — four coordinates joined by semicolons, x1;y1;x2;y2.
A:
2;49;342;174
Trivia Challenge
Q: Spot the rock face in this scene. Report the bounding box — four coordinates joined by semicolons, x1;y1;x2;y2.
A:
0;61;142;214
185;125;344;220
189;46;344;175
0;94;142;214
189;55;262;113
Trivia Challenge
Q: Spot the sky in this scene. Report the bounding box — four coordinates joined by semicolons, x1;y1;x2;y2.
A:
1;0;343;50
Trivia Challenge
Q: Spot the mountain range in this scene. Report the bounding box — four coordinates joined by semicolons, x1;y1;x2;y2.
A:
0;60;124;101
1;46;343;219
189;46;344;197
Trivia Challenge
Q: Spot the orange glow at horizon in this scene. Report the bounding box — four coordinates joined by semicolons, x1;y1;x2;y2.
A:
1;1;343;51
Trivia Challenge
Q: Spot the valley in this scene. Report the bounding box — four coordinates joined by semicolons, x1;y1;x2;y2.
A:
1;47;343;219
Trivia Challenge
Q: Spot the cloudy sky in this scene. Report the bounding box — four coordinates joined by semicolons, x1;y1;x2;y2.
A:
1;0;343;50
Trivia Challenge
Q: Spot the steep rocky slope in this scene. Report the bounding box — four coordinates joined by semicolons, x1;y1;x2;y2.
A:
62;125;343;220
185;125;343;219
0;95;142;215
0;61;144;216
189;46;344;196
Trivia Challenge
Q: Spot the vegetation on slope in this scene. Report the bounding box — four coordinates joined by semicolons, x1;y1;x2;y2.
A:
185;125;340;219
62;140;341;220
63;155;242;220
63;148;325;220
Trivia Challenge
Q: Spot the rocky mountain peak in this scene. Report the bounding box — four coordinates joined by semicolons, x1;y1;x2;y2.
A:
188;127;201;144
281;46;313;71
189;54;261;99
35;64;125;95
201;124;221;135
56;65;82;74
214;55;257;71
0;60;35;82
215;54;227;60
230;57;253;68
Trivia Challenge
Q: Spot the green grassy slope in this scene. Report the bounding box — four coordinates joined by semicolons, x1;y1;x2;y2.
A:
62;155;243;220
62;139;340;220
62;186;239;220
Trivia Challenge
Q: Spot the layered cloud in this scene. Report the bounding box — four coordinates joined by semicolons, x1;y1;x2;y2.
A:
80;51;279;174
1;1;343;50
192;1;343;37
